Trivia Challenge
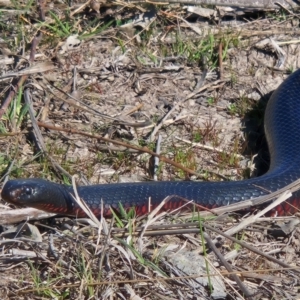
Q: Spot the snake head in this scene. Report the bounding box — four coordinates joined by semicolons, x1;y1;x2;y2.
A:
1;179;73;214
2;179;41;205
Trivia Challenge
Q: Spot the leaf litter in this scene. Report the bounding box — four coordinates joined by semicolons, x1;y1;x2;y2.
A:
0;1;300;299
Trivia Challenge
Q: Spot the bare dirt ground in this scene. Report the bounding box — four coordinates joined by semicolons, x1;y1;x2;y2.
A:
0;1;300;299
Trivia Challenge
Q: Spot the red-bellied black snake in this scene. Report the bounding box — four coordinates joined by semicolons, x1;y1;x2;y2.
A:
2;70;300;217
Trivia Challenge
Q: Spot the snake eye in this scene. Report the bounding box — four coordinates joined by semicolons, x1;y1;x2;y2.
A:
24;187;33;195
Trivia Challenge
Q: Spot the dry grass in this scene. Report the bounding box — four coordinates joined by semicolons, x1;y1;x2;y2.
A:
0;0;300;299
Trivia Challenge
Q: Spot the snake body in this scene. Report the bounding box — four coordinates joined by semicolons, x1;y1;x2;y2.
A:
3;70;300;217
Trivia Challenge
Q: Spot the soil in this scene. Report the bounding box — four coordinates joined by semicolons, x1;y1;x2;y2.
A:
0;1;300;299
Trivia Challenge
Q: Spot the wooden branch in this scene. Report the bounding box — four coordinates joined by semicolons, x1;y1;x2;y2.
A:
0;207;55;225
124;0;298;9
